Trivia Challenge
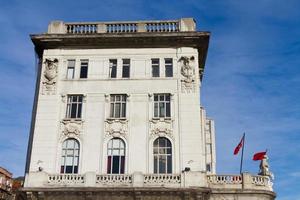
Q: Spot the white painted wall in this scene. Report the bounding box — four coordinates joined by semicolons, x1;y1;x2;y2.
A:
28;47;215;176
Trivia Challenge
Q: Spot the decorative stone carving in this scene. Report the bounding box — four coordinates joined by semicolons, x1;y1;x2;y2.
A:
42;58;58;95
105;119;128;138
149;118;173;139
61;120;83;136
259;155;274;179
179;56;195;93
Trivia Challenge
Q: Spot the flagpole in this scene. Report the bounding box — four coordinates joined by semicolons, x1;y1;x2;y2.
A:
240;133;245;174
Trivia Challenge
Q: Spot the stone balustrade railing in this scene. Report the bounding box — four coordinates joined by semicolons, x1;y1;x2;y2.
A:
48;174;85;185
96;174;132;186
47;18;196;34
207;174;242;184
207;174;273;191
144;174;181;187
24;171;273;192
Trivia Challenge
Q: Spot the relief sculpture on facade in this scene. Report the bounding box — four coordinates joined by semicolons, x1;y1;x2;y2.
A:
179;56;195;93
42;58;58;95
149;118;173;139
104;119;128;138
61;120;83;137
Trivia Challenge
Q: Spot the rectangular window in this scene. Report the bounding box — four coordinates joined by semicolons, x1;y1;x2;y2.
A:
151;59;160;77
154;94;171;118
122;59;130;78
66;60;75;79
66;95;83;119
110;94;127;118
109;59;117;78
165;58;173;77
80;60;88;78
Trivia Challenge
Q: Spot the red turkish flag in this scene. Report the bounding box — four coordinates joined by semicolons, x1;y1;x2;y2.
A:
253;151;267;161
234;135;244;155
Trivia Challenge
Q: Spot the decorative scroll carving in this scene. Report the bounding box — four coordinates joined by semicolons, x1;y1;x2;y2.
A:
179;56;195;93
42;58;58;95
105;119;128;138
149;118;173;139
61;120;83;136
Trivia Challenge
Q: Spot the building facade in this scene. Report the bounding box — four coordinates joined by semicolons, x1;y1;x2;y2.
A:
0;167;13;200
23;18;275;200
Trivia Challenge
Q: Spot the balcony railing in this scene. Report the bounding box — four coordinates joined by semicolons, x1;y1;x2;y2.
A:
48;174;85;186
96;174;132;186
25;172;273;192
47;18;196;34
144;174;181;187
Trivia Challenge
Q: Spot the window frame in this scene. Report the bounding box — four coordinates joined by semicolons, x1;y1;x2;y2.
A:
79;60;88;79
122;59;130;78
109;94;127;119
164;58;173;77
66;60;75;79
151;58;160;77
153;137;172;174
107;138;126;174
60;139;80;174
153;93;171;118
109;59;117;78
66;95;83;119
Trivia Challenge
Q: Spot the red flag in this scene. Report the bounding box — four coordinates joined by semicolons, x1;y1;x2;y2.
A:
234;135;244;155
253;151;266;161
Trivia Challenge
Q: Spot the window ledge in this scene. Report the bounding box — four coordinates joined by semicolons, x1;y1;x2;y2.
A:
62;118;84;122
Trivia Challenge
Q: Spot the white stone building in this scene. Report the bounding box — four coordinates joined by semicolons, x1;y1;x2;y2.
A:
22;18;275;200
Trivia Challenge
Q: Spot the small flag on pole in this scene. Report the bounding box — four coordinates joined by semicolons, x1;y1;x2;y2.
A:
253;151;267;161
234;134;245;155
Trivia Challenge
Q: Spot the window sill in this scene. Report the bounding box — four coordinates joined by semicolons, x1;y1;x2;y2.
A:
62;118;84;122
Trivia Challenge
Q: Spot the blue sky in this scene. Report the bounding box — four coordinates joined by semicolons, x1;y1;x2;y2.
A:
0;0;299;199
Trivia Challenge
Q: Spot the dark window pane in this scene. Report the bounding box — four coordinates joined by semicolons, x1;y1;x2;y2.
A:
121;103;126;117
107;156;111;174
159;156;166;173
166;103;170;117
71;105;77;118
115;103;121;118
154;103;158;117
65;166;73;174
159;138;165;147
60;166;65;173
154;156;158;173
159;103;165;117
122;66;130;78
152;66;159;77
165;66;173;77
120;156;125;174
77;104;82;118
111;66;117;78
80;66;88;78
112;156;120;174
159;95;164;101
166;95;170;101
154;95;158;101
167;156;172;173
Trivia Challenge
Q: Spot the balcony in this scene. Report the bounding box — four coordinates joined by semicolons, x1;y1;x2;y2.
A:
47;18;195;34
24;171;273;192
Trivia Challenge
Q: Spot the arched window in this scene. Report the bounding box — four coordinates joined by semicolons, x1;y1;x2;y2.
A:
60;139;80;174
107;138;125;174
153;137;172;174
